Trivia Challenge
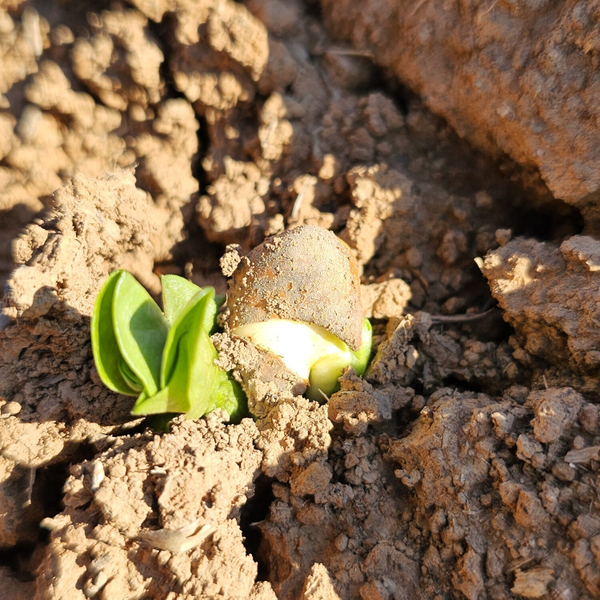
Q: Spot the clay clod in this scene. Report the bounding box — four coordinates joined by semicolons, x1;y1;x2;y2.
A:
226;225;363;350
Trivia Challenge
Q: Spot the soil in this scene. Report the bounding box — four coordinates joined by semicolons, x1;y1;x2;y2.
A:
0;1;599;599
320;0;600;220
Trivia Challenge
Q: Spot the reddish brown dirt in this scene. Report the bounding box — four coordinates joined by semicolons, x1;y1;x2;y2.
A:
1;1;599;599
320;0;600;222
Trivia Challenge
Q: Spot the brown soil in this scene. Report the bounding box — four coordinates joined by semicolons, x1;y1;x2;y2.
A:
320;0;600;220
0;1;598;599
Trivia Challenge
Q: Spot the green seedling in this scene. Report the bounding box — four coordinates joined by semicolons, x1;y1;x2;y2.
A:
132;286;244;421
92;227;373;424
91;270;245;423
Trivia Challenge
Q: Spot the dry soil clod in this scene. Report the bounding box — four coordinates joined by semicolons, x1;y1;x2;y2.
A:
225;224;363;351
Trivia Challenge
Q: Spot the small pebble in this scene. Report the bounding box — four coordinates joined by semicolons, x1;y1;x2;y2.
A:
335;533;348;551
1;401;22;416
480;493;493;507
495;228;512;246
89;460;105;492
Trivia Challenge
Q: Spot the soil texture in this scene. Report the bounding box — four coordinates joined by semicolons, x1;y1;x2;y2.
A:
1;1;599;600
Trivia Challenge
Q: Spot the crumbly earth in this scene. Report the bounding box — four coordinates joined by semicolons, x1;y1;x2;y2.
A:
320;0;600;221
1;1;599;600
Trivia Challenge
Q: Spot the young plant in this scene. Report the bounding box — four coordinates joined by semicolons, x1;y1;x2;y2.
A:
225;225;373;401
91;270;245;423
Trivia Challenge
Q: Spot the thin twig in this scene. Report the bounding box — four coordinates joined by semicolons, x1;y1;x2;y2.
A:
318;389;330;403
409;268;429;292
430;308;496;324
23;467;36;508
326;47;374;59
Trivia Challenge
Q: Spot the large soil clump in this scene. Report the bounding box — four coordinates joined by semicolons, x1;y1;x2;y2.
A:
321;0;600;223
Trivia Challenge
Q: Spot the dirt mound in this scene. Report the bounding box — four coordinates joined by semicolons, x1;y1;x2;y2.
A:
483;236;600;388
1;1;600;599
36;414;271;599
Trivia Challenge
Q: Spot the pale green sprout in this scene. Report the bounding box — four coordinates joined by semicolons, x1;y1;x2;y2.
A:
232;317;372;402
224;225;372;405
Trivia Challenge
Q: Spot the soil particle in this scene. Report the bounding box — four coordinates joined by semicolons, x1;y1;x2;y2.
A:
133;97;200;207
511;567;555;598
483;236;600;389
199;158;271;246
71;8;164;111
256;397;332;481
360;279;412;320
328;371;412;436
300;563;340;600
219;243;243;277
340;165;415;271
527;387;584;444
162;0;269;129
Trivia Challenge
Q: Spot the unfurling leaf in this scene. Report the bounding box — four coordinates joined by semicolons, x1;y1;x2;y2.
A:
91;270;137;396
112;271;168;397
93;271;246;425
133;288;246;420
161;274;202;326
91;270;168;397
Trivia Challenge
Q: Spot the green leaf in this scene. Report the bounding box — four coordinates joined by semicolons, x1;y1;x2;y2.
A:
91;270;138;396
161;275;202;325
160;287;215;388
118;357;143;393
350;318;373;377
134;290;244;421
199;292;218;334
113;271;168;397
184;296;224;419
131;384;185;415
210;377;247;423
